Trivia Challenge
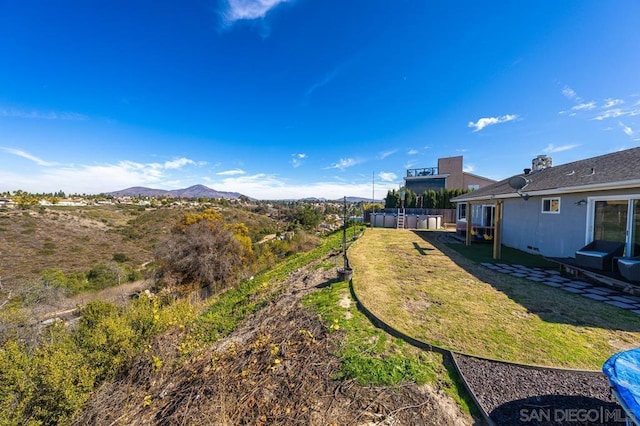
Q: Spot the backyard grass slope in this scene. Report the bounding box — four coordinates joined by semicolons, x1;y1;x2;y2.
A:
350;228;640;370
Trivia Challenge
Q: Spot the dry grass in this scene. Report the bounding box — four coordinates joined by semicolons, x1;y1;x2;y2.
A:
0;204;278;292
350;228;640;370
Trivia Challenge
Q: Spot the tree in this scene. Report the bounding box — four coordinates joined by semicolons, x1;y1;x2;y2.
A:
384;190;400;208
155;218;252;293
292;205;321;230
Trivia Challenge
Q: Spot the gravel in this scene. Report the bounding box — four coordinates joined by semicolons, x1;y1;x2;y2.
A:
454;353;631;425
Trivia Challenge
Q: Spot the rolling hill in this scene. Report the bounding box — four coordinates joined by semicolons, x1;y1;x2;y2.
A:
105;184;244;199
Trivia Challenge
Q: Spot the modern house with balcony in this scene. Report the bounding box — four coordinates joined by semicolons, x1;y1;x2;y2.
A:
404;155;496;194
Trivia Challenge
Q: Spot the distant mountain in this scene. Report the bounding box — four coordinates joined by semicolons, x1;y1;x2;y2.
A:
106;184;243;199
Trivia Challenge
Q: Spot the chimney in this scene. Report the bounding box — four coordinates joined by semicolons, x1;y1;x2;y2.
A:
523;168;531;175
532;155;552;171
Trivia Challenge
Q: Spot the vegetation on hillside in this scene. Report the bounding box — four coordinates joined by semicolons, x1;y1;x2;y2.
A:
0;196;365;425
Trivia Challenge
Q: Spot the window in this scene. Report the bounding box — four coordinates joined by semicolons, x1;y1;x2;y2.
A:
457;203;467;220
468;184;480;191
542;197;560;214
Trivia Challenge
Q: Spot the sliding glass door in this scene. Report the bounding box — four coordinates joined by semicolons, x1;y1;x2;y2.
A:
591;197;640;257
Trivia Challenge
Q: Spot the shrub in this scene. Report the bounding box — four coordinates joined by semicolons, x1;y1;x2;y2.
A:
155;219;251;292
112;252;129;263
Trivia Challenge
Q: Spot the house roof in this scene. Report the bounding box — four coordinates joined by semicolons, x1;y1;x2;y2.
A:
452;147;640;202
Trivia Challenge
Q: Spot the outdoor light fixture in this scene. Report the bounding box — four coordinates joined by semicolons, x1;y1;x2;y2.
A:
575;199;587;206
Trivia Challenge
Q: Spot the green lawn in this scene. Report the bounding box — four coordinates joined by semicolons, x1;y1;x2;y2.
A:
350;228;640;370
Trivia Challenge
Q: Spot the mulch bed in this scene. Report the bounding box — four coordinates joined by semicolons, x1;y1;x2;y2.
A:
454;354;629;425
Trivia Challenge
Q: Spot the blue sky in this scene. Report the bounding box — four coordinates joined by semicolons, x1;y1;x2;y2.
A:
1;1;639;200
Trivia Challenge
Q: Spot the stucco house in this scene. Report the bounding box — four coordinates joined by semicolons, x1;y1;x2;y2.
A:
404;155;496;194
452;148;640;261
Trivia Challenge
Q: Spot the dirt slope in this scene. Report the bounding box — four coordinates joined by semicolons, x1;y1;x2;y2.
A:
75;254;472;425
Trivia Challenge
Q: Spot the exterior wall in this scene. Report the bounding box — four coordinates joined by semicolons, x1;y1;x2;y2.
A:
501;189;640;258
501;193;588;258
462;173;497;190
438;156;463;189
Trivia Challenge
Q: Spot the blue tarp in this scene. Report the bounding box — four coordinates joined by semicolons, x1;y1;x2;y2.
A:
603;348;640;425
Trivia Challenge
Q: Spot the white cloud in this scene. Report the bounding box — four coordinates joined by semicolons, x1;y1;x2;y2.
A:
306;66;341;98
0;107;87;121
603;98;624;109
0;151;210;194
542;143;579;153
1;147;58;166
216;168;246;176
378;172;397;182
468;114;518;132
325;158;359;170
620;121;634;137
404;160;418;169
593;108;625;121
223;0;289;23
463;164;475;173
164;157;197;169
207;171;393;200
290;153;306;168
378;150;397;159
407;149;419;155
562;86;577;100
572;102;596;111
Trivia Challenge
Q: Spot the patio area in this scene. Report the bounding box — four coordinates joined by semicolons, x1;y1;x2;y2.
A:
482;262;640;315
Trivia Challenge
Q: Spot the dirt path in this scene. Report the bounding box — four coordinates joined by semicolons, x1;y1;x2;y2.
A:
34;280;152;322
75;252;472;425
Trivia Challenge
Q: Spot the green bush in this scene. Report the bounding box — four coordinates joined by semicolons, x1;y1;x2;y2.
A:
112;252;129;263
86;264;119;290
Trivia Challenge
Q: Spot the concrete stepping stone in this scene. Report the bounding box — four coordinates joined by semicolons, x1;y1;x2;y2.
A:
583;293;609;301
610;295;639;304
548;276;572;283
563;287;585;294
484;265;501;270
542;281;563;288
565;281;590;289
510;273;528;278
570;280;591;287
527;276;547;282
606;300;637;310
588;287;616;295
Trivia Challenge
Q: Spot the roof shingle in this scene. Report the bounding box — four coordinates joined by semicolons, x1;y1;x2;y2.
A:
453;147;640;202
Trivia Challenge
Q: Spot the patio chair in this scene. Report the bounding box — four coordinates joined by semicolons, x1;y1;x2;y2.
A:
618;257;640;282
575;240;625;271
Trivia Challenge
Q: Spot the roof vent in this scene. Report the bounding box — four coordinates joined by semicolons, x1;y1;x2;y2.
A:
524;168;531;175
532;155;552;171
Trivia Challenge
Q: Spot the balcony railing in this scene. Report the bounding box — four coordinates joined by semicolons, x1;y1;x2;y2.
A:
406;167;439;177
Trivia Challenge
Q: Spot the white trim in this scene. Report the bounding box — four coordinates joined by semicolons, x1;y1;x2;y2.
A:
585;195;640;255
541;197;561;214
453;179;640;203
